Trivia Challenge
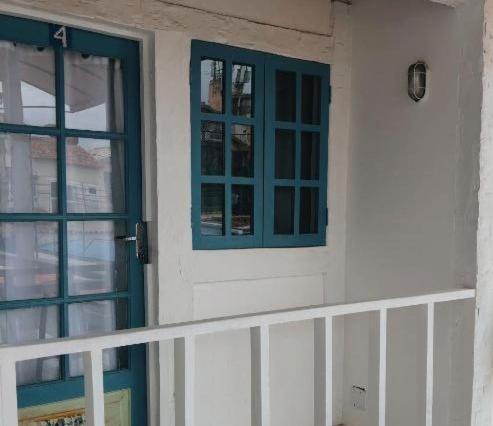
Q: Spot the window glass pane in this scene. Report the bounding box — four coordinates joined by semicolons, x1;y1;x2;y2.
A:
301;132;320;180
201;184;224;236
232;185;253;235
276;70;296;122
0;133;57;213
274;187;294;235
302;74;321;125
275;129;295;180
0;222;58;301
0;41;56;127
232;124;253;177
201;59;224;114
201;121;224;176
64;51;124;132
66;137;124;213
232;64;253;117
68;299;128;376
0;306;60;385
300;187;319;234
67;221;127;296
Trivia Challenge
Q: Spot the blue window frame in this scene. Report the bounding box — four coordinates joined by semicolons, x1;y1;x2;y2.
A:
191;41;330;249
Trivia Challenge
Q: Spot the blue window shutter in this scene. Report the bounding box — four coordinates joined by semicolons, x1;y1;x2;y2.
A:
191;41;330;249
263;55;330;248
191;41;265;249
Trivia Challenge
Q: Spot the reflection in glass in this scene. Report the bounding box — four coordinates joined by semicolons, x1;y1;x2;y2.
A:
276;70;296;122
0;222;58;301
67;221;127;296
66;138;124;213
64;52;124;132
201;184;224;235
0;306;60;385
300;188;319;234
68;300;128;376
0;133;57;213
302;74;321;125
301;132;320;180
274;187;294;235
232;64;253;117
232;125;253;177
201;59;224;114
0;41;56;126
201;121;224;176
232;185;253;235
275;129;295;179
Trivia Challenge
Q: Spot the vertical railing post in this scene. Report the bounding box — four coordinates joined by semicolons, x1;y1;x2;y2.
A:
251;325;270;426
175;336;195;426
426;303;435;426
83;350;105;426
379;309;388;426
0;358;18;426
314;316;332;426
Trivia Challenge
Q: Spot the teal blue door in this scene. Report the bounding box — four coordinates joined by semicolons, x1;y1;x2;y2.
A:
0;14;147;424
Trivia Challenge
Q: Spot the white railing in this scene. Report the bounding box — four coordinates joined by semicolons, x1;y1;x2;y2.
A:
0;288;475;426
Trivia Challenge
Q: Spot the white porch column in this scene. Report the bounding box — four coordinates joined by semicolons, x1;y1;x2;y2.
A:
471;1;493;425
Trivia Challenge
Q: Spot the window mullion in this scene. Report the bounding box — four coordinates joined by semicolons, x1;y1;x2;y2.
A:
224;61;233;237
54;42;70;381
293;72;302;236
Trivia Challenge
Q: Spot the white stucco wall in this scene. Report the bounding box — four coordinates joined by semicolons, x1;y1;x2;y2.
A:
344;1;482;426
0;1;352;425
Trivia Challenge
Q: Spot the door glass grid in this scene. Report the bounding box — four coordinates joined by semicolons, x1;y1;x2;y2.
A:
0;34;131;386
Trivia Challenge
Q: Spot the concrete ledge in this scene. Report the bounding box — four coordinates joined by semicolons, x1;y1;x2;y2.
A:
429;0;466;7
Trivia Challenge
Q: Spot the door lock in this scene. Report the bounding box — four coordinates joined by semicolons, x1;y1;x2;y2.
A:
116;221;149;264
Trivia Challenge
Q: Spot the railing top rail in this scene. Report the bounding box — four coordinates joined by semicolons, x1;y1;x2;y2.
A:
0;288;475;363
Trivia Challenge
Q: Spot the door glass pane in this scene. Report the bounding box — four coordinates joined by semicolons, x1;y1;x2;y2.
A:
232;124;253;177
67;221;127;296
68;299;128;376
275;129;295;179
301;132;320;180
201;184;224;236
276;70;296;122
201;59;224;114
201;121;224;176
0;41;56;127
64;51;124;132
0;306;60;385
0;222;58;301
232;64;253;117
0;133;57;213
66;137;124;213
274;187;294;235
301;74;321;125
300;187;319;234
232;185;253;235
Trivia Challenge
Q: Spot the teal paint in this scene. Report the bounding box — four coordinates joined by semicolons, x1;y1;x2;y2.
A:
191;40;330;249
0;14;147;425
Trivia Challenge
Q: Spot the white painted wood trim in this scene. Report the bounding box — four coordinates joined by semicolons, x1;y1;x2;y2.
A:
251;325;270;426
83;350;105;426
174;336;195;426
379;309;387;426
0;289;475;363
0;360;18;426
314;316;332;426
426;303;435;426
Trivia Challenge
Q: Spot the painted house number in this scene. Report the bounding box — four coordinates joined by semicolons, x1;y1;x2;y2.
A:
53;25;68;47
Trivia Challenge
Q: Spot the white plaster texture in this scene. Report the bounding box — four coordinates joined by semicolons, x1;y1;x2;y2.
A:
0;0;351;425
344;0;482;426
471;1;493;425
